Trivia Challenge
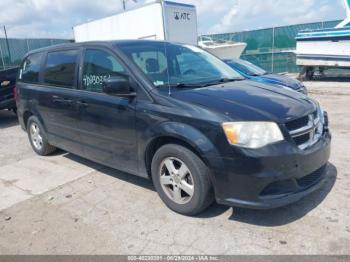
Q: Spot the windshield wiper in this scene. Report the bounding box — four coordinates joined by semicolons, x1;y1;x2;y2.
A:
175;83;205;88
249;73;261;76
218;78;242;83
157;83;206;89
157;78;243;89
203;78;243;87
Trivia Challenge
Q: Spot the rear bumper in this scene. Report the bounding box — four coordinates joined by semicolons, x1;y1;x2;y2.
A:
0;98;15;110
210;131;331;209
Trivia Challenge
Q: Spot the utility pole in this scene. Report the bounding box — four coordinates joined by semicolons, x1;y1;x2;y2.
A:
271;27;275;73
0;43;5;70
3;26;12;65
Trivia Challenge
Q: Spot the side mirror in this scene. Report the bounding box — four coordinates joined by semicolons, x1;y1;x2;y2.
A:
102;76;136;98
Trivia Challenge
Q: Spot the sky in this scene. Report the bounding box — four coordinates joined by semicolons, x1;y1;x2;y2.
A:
0;0;347;39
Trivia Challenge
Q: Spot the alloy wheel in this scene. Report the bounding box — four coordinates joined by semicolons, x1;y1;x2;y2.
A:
159;157;194;205
30;123;43;150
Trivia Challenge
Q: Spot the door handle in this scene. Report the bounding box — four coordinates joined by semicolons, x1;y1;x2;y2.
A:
77;100;89;108
52;95;63;103
63;98;73;104
52;96;73;105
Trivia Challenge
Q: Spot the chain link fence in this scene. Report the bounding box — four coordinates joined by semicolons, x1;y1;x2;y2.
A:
0;38;70;71
205;20;342;73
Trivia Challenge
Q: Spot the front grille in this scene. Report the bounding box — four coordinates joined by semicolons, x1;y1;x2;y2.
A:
260;166;326;198
285;115;308;131
293;133;309;145
285;110;324;150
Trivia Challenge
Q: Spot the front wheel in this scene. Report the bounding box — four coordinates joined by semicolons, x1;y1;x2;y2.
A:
151;144;214;216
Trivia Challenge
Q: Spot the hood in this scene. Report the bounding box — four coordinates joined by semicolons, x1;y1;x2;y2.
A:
259;74;302;90
170;80;316;123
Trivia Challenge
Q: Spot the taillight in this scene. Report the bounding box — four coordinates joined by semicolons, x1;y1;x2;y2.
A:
13;85;17;100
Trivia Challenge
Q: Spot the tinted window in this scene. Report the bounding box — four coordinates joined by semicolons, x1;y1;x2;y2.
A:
82;49;126;92
44;50;79;88
19;53;42;83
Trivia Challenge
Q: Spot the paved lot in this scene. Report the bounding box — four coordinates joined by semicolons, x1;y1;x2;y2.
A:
0;81;349;255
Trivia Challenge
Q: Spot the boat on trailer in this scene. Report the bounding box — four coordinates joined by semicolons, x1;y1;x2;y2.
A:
296;0;350;79
198;36;247;60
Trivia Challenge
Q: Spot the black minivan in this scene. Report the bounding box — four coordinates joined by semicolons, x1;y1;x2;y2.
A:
16;41;331;215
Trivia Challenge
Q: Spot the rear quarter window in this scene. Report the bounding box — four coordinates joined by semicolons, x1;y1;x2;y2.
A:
18;53;43;84
43;50;79;88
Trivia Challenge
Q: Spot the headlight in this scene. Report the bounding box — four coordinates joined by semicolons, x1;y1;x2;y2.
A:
222;122;284;149
275;84;305;95
315;101;325;124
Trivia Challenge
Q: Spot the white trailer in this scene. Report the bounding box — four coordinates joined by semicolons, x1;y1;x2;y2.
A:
73;0;198;45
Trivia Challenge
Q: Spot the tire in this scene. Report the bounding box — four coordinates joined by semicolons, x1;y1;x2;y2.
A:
305;67;315;81
27;116;57;156
151;144;214;216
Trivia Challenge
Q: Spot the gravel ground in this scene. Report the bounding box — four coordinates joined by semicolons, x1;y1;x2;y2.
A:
0;81;349;255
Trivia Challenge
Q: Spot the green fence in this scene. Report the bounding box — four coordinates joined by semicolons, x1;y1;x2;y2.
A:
205;20;342;73
0;38;70;71
0;20;343;73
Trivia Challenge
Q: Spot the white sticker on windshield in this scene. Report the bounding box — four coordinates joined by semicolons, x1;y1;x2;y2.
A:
154;81;164;86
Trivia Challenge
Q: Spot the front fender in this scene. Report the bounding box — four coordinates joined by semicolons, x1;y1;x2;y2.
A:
160;122;214;154
138;121;224;183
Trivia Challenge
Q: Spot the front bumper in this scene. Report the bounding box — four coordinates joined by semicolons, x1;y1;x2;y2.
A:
211;131;331;209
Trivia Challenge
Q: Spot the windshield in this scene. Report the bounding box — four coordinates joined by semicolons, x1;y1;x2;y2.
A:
227;59;267;76
117;42;244;89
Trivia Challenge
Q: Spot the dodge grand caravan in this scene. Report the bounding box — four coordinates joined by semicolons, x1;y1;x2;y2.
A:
16;41;331;215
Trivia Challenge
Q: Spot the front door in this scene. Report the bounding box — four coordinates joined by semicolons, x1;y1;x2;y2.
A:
77;48;138;174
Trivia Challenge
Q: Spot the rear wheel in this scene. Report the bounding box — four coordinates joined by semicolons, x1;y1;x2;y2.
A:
27;116;57;156
151;144;214;216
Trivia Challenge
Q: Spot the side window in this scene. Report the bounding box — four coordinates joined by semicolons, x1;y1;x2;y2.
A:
19;53;42;83
43;50;79;88
82;49;126;92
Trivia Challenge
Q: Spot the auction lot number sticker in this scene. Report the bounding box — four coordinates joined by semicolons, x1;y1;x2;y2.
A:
128;256;219;261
